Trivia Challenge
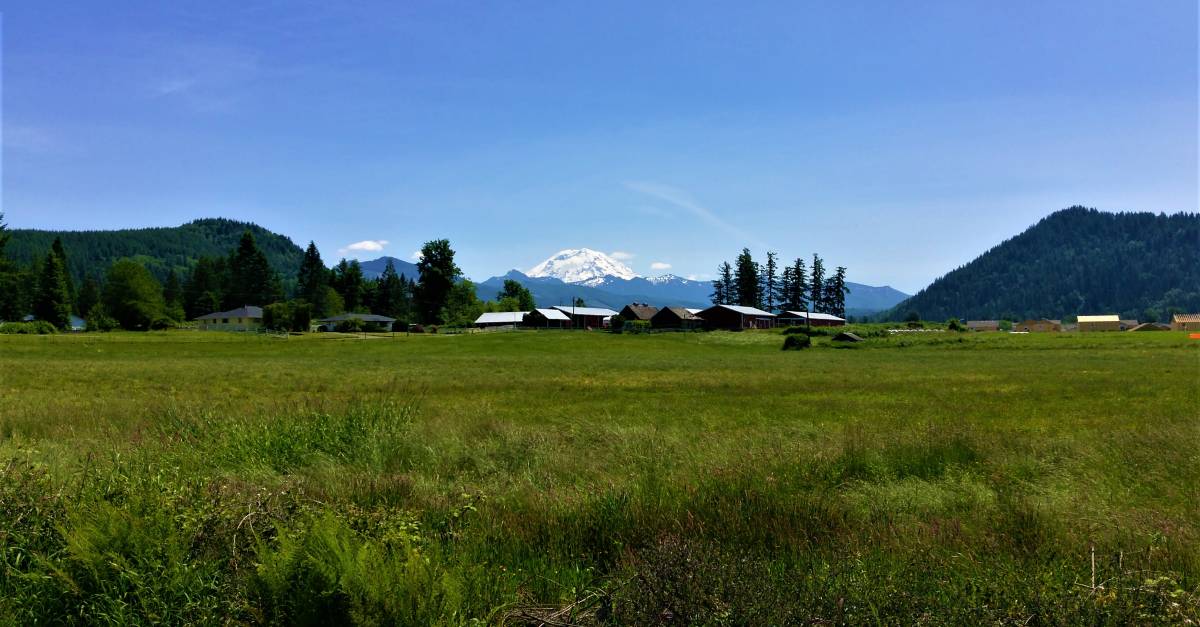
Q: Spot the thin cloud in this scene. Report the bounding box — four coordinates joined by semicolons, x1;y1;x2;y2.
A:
338;239;388;255
610;251;635;261
410;250;422;261
650;261;672;270
624;181;767;249
148;43;260;113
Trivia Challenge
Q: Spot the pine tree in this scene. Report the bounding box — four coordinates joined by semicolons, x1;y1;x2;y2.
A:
226;231;283;308
34;252;72;329
50;237;76;313
163;270;185;321
792;257;809;312
373;259;409;319
763;252;779;312
414;239;461;324
184;256;227;319
734;248;760;308
780;266;795;311
77;275;101;319
498;279;535;311
296;241;328;302
809;254;825;313
711;262;733;304
332;259;367;312
829;266;849;317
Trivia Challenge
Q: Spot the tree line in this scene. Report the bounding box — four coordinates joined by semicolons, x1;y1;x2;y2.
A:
0;212;533;332
710;249;849;317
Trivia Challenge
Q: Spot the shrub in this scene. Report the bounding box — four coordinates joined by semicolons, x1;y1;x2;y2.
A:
782;326;811;335
85;305;119;332
947;318;966;332
609;314;625;333
781;334;811;350
409;324;425;334
335;318;364;333
0;321;57;335
628;320;651;334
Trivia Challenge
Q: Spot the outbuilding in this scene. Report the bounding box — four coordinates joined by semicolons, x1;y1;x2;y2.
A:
650;306;703;329
965;320;1000;332
1077;314;1120;332
1013;319;1061;332
619;303;659;322
196;306;264;331
1171;313;1200;331
316;313;396;332
778;311;846;327
475;311;527;328
696;304;777;330
524;308;571;328
552;305;618;329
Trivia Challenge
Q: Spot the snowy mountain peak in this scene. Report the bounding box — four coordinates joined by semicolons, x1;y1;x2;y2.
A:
527;248;639;284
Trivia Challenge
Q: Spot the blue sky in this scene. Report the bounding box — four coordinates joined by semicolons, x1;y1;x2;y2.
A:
2;1;1195;293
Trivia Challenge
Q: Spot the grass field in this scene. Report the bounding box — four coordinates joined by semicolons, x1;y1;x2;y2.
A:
1;328;1197;624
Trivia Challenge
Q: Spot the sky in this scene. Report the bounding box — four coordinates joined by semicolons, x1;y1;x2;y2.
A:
1;1;1195;293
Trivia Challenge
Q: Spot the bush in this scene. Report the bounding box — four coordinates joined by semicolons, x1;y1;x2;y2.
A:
0;321;57;335
947;318;966;332
781;326;810;335
628;320;651;334
409;324;425;334
781;334;811;350
85;305;119;332
609;314;626;333
335;318;364;333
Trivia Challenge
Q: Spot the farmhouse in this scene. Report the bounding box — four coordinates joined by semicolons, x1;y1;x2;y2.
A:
965;320;1000;332
552;305;618;329
650;306;703;329
1171;313;1200;331
697;304;777;330
1013;319;1061;332
316;313;396;331
475;312;527;328
619;303;659;321
524;308;571;328
1077;314;1120;332
778;311;846;327
196;306;263;331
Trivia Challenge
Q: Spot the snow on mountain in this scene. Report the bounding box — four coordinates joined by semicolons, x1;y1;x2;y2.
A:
527;248;638;284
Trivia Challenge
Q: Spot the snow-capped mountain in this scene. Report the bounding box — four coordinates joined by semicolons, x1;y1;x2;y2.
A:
527;248;638;285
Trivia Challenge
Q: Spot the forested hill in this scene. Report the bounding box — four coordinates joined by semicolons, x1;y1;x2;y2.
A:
6;218;305;284
887;207;1200;322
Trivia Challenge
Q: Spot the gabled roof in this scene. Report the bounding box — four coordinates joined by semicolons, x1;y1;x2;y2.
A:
475;311;527;324
1173;313;1200;323
654;306;701;320
621;304;659;320
318;313;396;323
1078;314;1119;323
685;308;704;315
532;308;571;321
552;305;618;317
196;306;264;321
701;304;776;317
781;311;845;322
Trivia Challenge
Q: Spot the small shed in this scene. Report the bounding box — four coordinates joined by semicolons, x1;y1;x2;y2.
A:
650;306;703;329
1077;314;1120;332
475;311;527;328
1171;313;1200;331
317;313;397;331
778;311;846;327
196;306;265;331
551;305;619;329
524;308;571;328
619;303;659;321
696;304;777;330
965;320;1000;332
1013;319;1061;333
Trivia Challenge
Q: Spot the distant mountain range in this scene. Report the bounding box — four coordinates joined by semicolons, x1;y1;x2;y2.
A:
885;206;1200;321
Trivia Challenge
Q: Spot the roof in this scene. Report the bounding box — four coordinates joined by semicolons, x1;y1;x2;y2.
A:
686;308;704;315
1119;319;1139;326
475;311;527;324
318;313;396;323
621;304;659;320
702;304;776;317
1128;322;1169;331
552;305;619;317
965;320;1000;327
1077;314;1120;323
532;308;571;321
655;306;701;320
196;306;264;321
781;311;845;322
832;331;865;342
1173;313;1200;323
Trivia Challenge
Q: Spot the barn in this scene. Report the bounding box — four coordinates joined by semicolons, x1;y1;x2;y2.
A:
524;308;571;328
1172;313;1200;331
316;313;396;332
650;306;703;329
552;305;618;329
778;311;846;327
1013;319;1061;332
619;303;659;321
1077;314;1120;332
965;320;1000;332
475;311;527;328
696;304;777;330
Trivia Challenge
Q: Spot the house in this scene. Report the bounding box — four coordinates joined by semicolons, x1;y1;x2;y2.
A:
619;303;659;322
524;308;571;328
650;306;703;329
1012;319;1061;333
551;305;619;329
1128;322;1170;332
696;304;777;330
316;313;396;331
1171;313;1200;331
196;306;264;331
1077;314;1121;332
777;311;846;327
475;311;527;328
965;320;1000;332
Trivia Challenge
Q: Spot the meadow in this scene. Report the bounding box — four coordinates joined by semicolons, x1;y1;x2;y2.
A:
0;328;1197;624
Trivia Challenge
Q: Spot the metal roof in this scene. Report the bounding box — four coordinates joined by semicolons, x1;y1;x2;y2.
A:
704;304;776;317
475;311;527;324
1077;314;1119;323
318;313;396;323
196;306;264;320
1173;313;1200;323
534;308;571;321
781;311;845;322
552;305;618;317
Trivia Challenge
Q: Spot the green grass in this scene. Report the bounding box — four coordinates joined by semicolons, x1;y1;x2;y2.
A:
1;329;1198;624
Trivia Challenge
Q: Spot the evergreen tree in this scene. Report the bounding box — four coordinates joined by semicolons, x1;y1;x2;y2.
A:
50;237;77;313
34;252;72;329
733;248;760;308
414;239;461;324
372;259;410;319
498;279;535;311
163;270;185;321
183;256;227;319
77;275;101;319
296;241;329;303
332;259;367;312
810;254;825;313
780;266;795;311
0;212;26;321
226;231;283;308
710;262;733;305
829;266;849;317
762;251;779;312
102;259;165;330
791;257;809;313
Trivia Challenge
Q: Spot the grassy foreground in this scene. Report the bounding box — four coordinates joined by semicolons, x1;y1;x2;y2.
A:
1;329;1197;624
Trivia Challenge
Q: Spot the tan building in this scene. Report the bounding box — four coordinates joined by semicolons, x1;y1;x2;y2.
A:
1013;319;1061;332
965;320;1000;332
1172;313;1200;331
196;306;264;331
1077;314;1120;332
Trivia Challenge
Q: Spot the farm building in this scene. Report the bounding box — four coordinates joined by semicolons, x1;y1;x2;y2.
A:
475;312;527;328
1077;314;1120;332
316;313;396;331
697;304;777;330
650;306;703;329
1171;313;1200;331
1013;319;1061;332
524;308;571;328
552;305;618;329
1119;319;1139;331
777;311;846;327
965;320;1000;332
619;303;659;321
196;306;263;331
1128;322;1170;332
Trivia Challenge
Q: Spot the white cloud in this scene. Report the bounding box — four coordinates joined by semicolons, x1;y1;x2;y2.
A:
624;181;767;249
610;251;635;261
650;261;672;271
338;239;388;255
